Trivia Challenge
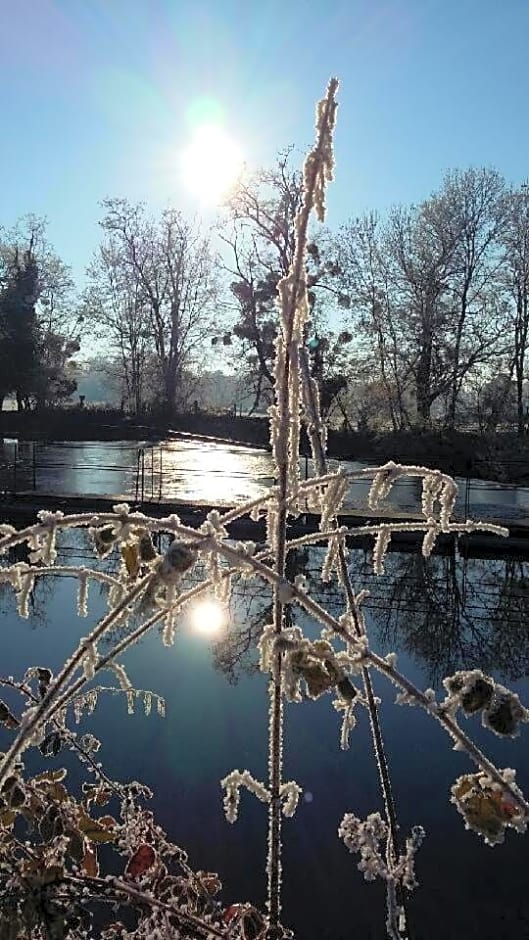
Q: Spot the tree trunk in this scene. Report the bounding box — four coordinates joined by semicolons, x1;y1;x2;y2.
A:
416;339;433;427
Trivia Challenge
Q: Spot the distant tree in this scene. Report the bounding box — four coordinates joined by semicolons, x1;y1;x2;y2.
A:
95;200;217;415
219;152;303;412
430;168;507;429
84;238;151;415
0;216;80;410
336;213;411;430
306;329;352;420
0;248;39;410
472;372;516;432
501;183;529;433
221;151;343;413
338;171;507;430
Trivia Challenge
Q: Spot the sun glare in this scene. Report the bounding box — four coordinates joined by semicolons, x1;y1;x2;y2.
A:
180;124;243;204
189;597;227;635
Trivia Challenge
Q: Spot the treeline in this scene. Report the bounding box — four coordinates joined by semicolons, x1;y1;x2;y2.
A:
2;158;529;433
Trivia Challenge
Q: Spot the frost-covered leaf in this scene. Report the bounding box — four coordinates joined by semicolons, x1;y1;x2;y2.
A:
0;701;19;729
125;843;156;878
121;542;140;578
77;812;115;843
81;845;99;877
451;772;527;845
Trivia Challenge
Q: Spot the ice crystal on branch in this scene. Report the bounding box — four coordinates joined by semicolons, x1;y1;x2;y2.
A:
221;770;271;823
338;811;425;889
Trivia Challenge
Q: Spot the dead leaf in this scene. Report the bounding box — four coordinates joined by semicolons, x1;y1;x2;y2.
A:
78;812;115;843
0;701;19;729
0;809;16;829
82;845;99;878
121;543;140;579
125;843;156;878
34;769;67;785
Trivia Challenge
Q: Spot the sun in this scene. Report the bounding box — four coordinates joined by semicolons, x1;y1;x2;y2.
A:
180;124;243;204
188;597;227;635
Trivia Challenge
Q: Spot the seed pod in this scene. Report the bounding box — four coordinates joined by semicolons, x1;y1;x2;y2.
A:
484;694;522;737
158;541;196;582
445;675;465;695
7;785;25;808
93;526;116;556
40;731;62;758
337;677;358;703
37;668;53;699
138;531;157;562
0;702;19;729
461;677;494;715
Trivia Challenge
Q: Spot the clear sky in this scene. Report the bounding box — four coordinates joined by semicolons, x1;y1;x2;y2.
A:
2;0;529;282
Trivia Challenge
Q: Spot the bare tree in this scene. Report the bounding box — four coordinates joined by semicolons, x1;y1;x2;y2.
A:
502;183;529;433
96;199;217;414
336;212;411;429
221;151;342;413
431;168;507;429
337;171;507;430
219;153;303;412
85;239;151;414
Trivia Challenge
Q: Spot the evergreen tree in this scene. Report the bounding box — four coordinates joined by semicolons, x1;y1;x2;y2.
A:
0;249;39;410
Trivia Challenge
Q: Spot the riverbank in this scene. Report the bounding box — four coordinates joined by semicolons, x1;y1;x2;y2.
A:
2;408;529;484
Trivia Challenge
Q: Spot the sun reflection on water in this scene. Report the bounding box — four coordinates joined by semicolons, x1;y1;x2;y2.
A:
161;441;272;505
188;597;227;635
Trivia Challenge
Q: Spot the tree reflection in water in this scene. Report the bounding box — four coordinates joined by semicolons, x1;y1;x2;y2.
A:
4;532;529;691
482;558;529;680
210;543;529;690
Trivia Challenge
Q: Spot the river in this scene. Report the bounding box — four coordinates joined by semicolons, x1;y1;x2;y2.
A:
2;437;529;524
0;530;528;939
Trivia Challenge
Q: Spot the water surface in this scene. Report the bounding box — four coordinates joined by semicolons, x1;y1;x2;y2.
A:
1;533;528;939
2;437;529;524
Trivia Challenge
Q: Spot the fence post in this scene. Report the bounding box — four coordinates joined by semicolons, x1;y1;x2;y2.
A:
141;449;145;504
159;445;163;501
464;475;470;519
135;448;142;504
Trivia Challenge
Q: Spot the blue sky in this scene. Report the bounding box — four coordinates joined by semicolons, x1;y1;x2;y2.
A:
1;0;529;282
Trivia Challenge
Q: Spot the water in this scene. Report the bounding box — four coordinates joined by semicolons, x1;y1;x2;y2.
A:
2;437;529;523
1;532;529;939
